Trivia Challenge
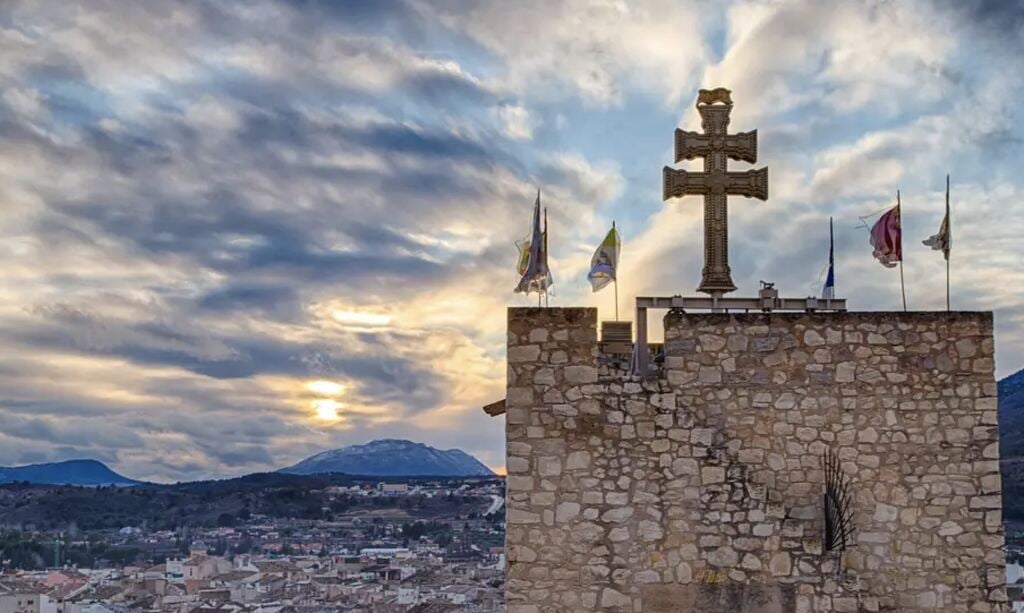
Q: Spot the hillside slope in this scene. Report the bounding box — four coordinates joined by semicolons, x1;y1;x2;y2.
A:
280;439;495;477
0;459;140;486
1000;368;1024;518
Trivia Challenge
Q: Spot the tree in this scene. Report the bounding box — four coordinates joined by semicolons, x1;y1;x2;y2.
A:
235;537;253;554
402;522;427;540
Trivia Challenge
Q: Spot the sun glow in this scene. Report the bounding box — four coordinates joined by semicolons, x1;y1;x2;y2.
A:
331;309;393;328
304;380;347;422
313;398;342;421
306;379;345;396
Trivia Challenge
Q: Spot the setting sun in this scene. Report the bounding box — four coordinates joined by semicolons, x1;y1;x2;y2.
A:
306;379;345;396
312;398;342;421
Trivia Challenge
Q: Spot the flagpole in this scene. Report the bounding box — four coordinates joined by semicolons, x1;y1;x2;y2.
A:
543;206;549;308
898;190;907;312
945;254;950;312
614;280;619;321
900;262;907;312
827;216;834;305
945;174;950;312
613;221;619;321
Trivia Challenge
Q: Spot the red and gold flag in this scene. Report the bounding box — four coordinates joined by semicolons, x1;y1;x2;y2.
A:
870;204;902;268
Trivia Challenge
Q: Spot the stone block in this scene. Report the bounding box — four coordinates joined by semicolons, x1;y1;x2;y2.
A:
769;552;791;576
555;502;580;522
564;365;598;383
508;344;541;362
804;330;825;346
537;456;562;477
565;450;591;470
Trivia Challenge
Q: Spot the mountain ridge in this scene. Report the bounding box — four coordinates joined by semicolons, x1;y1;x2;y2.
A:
998;367;1024;459
0;440;495;486
280;438;495;477
0;459;141;486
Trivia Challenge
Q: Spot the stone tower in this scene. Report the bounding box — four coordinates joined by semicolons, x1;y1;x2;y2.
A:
501;307;1005;612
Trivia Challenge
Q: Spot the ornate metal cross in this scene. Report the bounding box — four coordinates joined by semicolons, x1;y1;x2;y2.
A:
663;88;768;296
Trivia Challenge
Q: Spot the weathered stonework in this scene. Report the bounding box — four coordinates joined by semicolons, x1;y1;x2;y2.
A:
505;307;1005;612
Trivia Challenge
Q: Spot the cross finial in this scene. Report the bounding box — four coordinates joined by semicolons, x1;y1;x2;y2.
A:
696;88;733;107
663;89;768;296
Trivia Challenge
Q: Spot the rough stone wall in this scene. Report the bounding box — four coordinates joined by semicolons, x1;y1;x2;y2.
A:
505;307;1005;612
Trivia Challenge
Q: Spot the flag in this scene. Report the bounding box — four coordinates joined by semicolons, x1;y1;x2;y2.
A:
513;192;540;278
870;203;902;268
514;191;552;295
922;175;951;260
822;217;835;300
515;236;531;276
587;222;621;292
542;207;553;290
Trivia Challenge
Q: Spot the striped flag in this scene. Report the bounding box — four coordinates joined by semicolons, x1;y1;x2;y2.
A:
870;203;902;268
587;222;621;292
822;217;835;300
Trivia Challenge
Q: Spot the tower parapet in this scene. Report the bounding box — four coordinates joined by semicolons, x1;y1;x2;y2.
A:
504;307;1004;612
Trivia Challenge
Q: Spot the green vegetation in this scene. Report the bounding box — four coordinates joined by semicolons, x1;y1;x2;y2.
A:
0;475;503;531
0;532;144;570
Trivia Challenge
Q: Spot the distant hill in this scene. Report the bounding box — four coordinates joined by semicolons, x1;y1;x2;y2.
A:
280;439;495;477
999;368;1024;457
0;459;140;486
999;368;1024;519
0;472;502;534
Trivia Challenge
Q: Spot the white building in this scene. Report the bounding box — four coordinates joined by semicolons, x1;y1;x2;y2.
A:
1007;561;1024;612
0;581;51;613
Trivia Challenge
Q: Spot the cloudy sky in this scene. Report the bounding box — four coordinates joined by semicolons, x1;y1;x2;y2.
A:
1;0;1022;481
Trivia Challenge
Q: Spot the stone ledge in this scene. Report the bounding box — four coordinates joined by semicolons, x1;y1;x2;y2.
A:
508;306;597;325
662;310;993;328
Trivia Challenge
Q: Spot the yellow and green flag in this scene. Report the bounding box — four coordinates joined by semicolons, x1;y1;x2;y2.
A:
587;222;620;292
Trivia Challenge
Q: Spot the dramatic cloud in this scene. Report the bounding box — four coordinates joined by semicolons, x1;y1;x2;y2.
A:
0;0;1021;481
423;0;712;107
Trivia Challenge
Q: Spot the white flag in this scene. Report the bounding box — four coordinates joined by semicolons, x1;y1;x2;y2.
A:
922;175;951;261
